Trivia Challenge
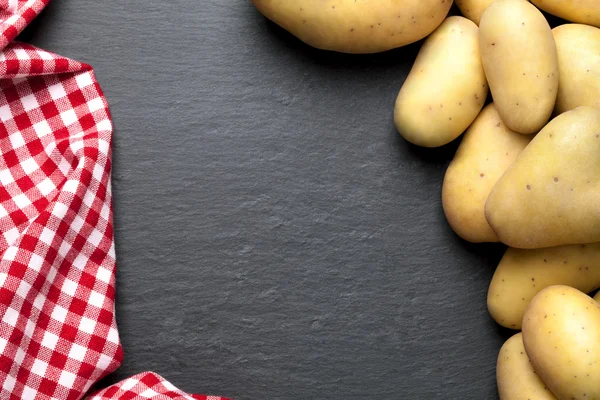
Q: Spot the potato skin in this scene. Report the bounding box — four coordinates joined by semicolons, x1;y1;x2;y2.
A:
497;333;557;400
394;17;487;148
488;243;600;329
485;107;600;249
456;0;496;25
531;0;600;28
251;0;453;54
479;0;558;134
442;104;530;243
523;286;600;400
553;24;600;114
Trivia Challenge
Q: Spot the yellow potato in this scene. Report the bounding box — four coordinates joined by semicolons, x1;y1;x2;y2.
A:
497;333;557;400
456;0;496;25
553;24;600;114
479;0;558;134
531;0;600;28
251;0;452;54
485;107;600;249
488;243;600;329
394;17;487;148
523;286;600;400
442;104;531;243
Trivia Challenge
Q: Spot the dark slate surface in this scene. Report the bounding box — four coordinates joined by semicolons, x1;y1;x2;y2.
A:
21;1;513;399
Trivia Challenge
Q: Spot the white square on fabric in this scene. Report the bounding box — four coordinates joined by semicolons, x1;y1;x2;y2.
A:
61;278;78;296
9;132;25;148
13;193;32;209
50;305;68;323
20;93;39;112
120;378;137;391
72;254;88;270
97;120;112;133
31;359;48;378
97;354;113;371
0;169;15;186
0;204;8;218
3;228;20;248
0;337;7;354
79;316;96;334
33;120;52;137
2;307;19;327
58;370;77;388
87;97;104;113
39;227;55;246
38;177;56;196
20;157;39;175
24;319;35;339
52;202;69;219
13;48;31;61
2;374;16;394
29;253;44;273
48;83;67;101
14;347;25;364
75;73;94;89
16;280;32;299
62;179;79;195
88;229;103;247
88;291;104;308
68;343;87;362
107;327;120;345
21;385;37;399
41;331;59;350
2;246;17;261
60;109;78;127
33;294;45;311
96;267;111;284
140;389;160;398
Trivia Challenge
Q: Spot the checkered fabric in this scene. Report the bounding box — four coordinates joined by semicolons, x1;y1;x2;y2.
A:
88;373;224;400
0;1;228;399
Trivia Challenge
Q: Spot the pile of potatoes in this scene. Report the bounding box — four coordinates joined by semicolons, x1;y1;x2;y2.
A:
252;0;600;398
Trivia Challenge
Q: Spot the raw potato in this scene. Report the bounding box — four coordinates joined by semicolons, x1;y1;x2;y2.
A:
488;243;600;329
394;17;487;148
485;107;600;249
251;0;453;54
456;0;496;25
479;0;558;134
497;333;557;400
531;0;600;28
553;24;600;114
523;286;600;400
442;104;531;243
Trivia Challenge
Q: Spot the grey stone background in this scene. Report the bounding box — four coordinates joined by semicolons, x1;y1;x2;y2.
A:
20;1;518;399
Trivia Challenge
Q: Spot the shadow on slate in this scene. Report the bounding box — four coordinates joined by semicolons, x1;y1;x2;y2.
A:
14;1;518;399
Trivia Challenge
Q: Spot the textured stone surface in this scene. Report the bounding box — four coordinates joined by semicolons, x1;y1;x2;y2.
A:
22;2;511;399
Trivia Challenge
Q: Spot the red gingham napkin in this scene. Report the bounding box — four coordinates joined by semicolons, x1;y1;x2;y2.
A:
0;1;228;399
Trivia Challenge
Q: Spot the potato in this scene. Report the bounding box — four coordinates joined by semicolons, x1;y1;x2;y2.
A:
488;243;600;329
479;0;558;134
497;333;557;400
456;0;496;25
553;24;600;114
530;0;600;28
442;104;531;242
394;17;487;148
485;107;600;249
251;0;452;54
523;286;600;400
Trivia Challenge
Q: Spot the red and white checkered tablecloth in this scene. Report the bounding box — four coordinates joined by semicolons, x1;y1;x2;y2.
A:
0;1;229;399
